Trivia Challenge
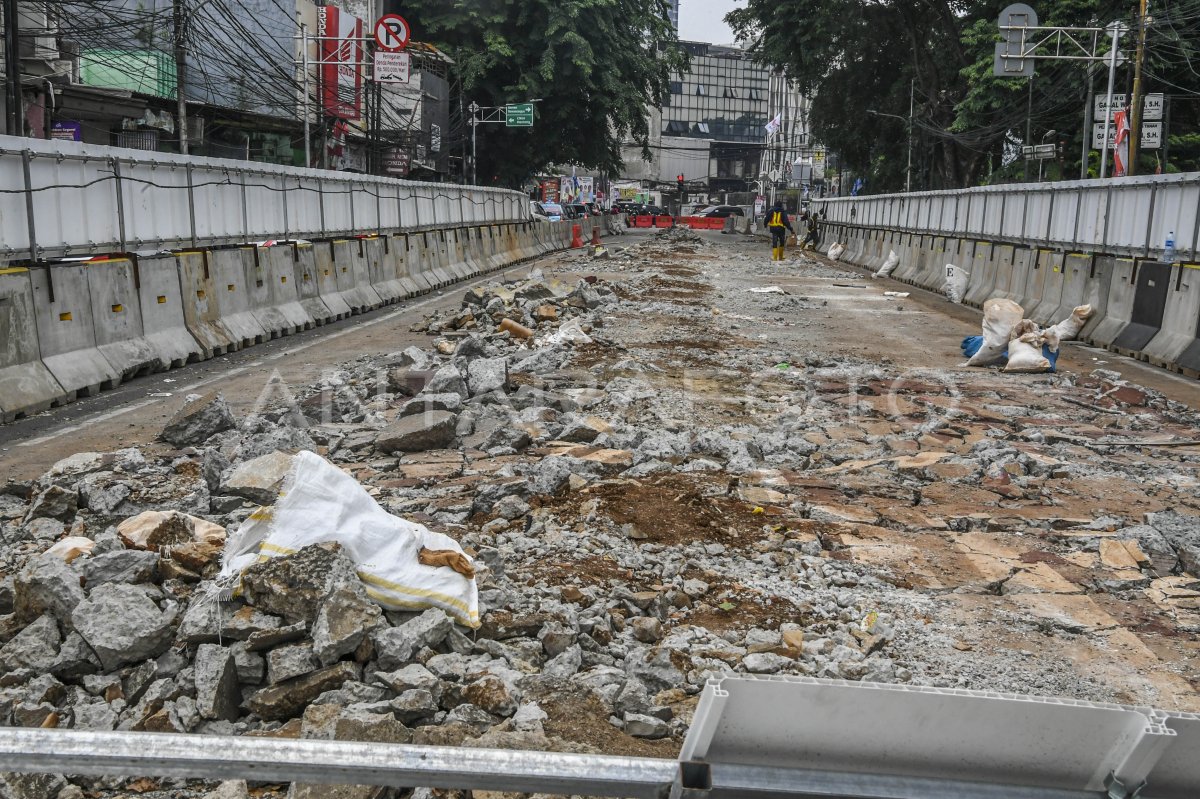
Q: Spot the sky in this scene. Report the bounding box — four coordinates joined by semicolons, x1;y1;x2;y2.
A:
677;0;744;45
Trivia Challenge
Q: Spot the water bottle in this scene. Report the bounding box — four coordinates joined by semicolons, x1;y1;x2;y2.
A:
1164;231;1176;263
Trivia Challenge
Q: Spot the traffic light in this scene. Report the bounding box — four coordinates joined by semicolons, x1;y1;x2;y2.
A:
677;174;686;203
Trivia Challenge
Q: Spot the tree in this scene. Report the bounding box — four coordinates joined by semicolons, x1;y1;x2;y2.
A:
405;0;685;187
726;0;1138;191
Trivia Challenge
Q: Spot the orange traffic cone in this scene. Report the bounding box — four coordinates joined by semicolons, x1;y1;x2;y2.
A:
570;224;583;248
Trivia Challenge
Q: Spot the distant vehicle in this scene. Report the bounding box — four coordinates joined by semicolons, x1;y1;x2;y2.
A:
696;205;744;218
643;205;667;216
539;202;565;221
566;203;590;219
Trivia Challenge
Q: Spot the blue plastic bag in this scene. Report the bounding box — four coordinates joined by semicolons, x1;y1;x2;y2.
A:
959;334;1058;372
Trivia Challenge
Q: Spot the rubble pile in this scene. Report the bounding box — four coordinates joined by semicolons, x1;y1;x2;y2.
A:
1;227;1199;798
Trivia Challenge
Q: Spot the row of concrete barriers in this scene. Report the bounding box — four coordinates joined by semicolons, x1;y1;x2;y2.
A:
0;218;597;422
815;225;1200;378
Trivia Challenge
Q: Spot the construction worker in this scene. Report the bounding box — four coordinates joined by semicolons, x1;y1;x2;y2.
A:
766;200;794;261
802;212;820;250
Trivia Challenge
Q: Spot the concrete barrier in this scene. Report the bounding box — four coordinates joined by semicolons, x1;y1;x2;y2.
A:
337;240;384;313
85;258;161;380
210;249;270;347
365;236;408;303
30;264;124;399
134;255;206;368
1023;250;1066;324
246;246;314;335
1045;253;1096;325
1111;260;1172;358
1084;257;1136;348
176;251;245;357
964;242;1009;307
291;244;342;324
0;268;65;420
405;234;436;293
1139;263;1199;371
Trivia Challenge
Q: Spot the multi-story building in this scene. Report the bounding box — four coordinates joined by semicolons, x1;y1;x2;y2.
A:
0;0;454;177
620;41;817;200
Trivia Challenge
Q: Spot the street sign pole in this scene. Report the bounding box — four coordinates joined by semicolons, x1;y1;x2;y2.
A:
469;102;479;186
300;22;311;168
1099;22;1124;179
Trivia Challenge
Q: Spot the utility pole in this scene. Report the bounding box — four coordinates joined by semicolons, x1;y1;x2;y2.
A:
300;22;311;168
1128;0;1148;176
1099;22;1124;178
3;0;21;136
906;78;914;193
173;0;189;155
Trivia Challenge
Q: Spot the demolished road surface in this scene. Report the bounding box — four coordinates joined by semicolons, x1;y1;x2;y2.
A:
1;228;1198;799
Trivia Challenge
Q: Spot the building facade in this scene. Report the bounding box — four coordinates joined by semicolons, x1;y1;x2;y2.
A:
620;41;817;201
1;0;455;178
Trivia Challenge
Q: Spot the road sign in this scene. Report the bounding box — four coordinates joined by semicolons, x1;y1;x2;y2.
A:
373;14;410;51
384;148;409;176
1143;93;1164;121
1022;143;1056;160
993;4;1038;77
506;103;534;127
373;51;410;83
1092;122;1161;149
1141;121;1162;149
1094;93;1127;118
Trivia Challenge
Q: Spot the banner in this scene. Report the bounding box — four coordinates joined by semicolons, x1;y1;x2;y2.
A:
578;176;594;202
317;5;363;120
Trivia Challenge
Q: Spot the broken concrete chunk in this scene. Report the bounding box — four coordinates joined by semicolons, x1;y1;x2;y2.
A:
311;587;385;667
376;411;459;453
240;542;363;625
160;392;237;447
466;358;509;396
71;583;173;671
371;608;454;671
247;661;360;721
194;644;241;721
222;451;295;505
13;554;86;625
0;613;61;671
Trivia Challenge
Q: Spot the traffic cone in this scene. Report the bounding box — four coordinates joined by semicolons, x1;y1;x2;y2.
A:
591;225;601;246
570;224;583;248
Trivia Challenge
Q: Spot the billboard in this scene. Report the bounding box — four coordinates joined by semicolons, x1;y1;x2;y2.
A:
317;5;363;120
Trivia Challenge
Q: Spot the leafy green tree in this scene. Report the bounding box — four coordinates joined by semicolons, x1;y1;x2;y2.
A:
405;0;685;187
725;0;1200;190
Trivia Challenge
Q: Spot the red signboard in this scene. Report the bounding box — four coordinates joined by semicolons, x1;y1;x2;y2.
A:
373;14;410;51
317;5;363;120
539;177;559;203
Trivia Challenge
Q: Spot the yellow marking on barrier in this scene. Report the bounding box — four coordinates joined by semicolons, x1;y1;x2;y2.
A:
1181;262;1200;270
59;312;72;322
157;295;167;304
111;304;123;313
196;290;206;299
280;276;288;283
333;239;349;244
296;242;313;249
341;267;348;273
174;251;205;256
227;284;235;291
303;273;312;282
0;267;29;274
323;269;331;276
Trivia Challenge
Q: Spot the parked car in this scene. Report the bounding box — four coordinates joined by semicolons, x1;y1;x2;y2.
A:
539;202;565;221
696;205;744;218
566;203;590;219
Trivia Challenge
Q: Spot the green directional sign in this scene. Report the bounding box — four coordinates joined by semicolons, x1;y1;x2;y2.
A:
506;103;534;127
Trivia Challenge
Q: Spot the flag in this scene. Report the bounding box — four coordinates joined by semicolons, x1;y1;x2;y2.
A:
765;113;781;136
1112;108;1130;177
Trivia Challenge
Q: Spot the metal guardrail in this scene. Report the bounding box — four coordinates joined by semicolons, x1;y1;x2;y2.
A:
0;135;530;260
813;173;1200;260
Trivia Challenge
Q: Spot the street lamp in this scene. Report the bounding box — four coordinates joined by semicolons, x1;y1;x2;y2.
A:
866;80;915;193
1038;129;1057;182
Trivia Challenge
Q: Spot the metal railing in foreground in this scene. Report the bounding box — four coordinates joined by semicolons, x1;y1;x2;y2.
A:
1;676;1196;798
